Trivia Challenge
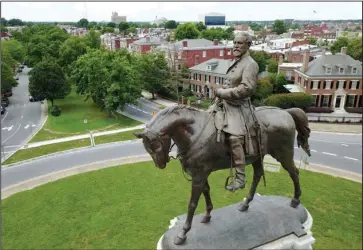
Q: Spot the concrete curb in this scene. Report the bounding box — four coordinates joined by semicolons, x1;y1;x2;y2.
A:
2;152;361;200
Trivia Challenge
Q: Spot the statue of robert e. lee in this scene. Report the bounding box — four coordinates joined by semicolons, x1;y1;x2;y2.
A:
209;32;260;192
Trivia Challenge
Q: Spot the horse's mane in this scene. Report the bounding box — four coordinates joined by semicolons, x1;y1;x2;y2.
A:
147;105;200;128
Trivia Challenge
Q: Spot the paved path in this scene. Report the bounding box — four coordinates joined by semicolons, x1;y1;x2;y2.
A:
1;66;45;162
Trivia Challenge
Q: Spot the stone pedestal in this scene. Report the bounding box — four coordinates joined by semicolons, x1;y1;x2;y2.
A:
157;195;315;249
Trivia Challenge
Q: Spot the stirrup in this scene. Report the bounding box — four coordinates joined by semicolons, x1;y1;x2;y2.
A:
225;175;237;193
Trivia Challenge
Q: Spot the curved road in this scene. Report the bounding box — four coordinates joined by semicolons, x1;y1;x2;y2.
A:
2;132;361;190
1;66;42;161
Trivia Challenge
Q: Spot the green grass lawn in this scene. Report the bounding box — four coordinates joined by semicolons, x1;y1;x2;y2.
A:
30;88;141;142
3;129;144;166
2;160;361;249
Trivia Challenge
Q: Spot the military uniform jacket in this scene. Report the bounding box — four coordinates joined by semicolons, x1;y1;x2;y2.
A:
217;51;259;137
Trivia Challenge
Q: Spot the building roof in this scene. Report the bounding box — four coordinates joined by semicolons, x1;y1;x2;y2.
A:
283;84;305;93
279;63;303;68
299;54;362;76
133;36;163;45
189;59;233;75
158;39;232;51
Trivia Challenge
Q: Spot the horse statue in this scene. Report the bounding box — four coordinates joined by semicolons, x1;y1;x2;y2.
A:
133;104;311;245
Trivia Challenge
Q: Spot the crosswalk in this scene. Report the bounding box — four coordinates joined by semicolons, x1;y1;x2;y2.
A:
2;123;37;132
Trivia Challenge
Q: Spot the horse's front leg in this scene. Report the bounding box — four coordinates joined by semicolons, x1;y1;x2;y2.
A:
174;178;206;245
201;179;213;223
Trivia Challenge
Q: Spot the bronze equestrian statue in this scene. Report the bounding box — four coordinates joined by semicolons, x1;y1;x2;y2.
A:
134;32;312;245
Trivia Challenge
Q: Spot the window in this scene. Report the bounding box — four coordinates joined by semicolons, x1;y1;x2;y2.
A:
313;80;319;90
350;80;358;90
312;95;318;107
326;67;332;74
202;51;206;57
347;95;355;107
178;52;182;59
352;67;357;74
178;64;181;70
325;81;331;89
207;65;211;71
322;95;329;107
204;75;207;82
338;80;344;89
227;49;231;55
219;50;224;56
339;67;344;74
208;75;211;82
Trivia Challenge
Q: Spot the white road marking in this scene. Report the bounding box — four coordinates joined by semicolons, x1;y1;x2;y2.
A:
21;115;24;119
1;111;9;122
4;145;21;148
310;149;317;152
322;152;337;156
344;156;359;161
294;146;298;149
341;144;348;147
31;124;36;127
24;124;30;129
310;139;362;145
2;125;14;131
2;124;21;144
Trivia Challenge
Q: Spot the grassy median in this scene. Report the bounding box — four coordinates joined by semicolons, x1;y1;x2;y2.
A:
2;160;361;249
3;129;144;166
30;88;141;142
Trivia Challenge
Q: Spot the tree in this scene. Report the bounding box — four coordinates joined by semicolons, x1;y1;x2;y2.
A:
1;46;18;70
126;27;137;35
29;60;71;107
58;36;89;73
77;18;89;29
1;63;18;91
251;78;273;104
87;21;97;30
118;22;130;33
195;22;207;31
1;18;7;27
7;18;23;26
272;20;287;35
267;72;287;94
107;22;116;28
85;29;101;49
330;37;349;54
164;20;178;29
267;60;278;73
306;36;317;45
250;51;272;73
356;25;361;31
71;48;142;113
1;39;25;63
101;27;114;34
174;22;200;40
347;38;362;61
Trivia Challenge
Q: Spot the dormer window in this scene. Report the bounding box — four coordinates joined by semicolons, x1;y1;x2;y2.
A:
207;65;212;71
326;67;332;74
352;67;358;74
339;67;344;74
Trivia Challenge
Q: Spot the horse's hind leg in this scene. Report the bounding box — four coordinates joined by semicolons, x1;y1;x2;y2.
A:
239;158;263;212
280;157;301;208
201;180;213;223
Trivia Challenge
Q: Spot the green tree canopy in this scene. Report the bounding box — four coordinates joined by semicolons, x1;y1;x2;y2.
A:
272;20;287;35
195;22;207;31
306;36;317;45
85;29;101;49
250;51;272;73
118;22;130;33
1;63;18;91
174;22;200;40
164;20;178;29
77;18;89;29
107;22;117;28
267;59;278;73
7;18;24;26
28;60;71;107
330;37;349;54
58;36;89;73
1;39;25;63
347;38;362;61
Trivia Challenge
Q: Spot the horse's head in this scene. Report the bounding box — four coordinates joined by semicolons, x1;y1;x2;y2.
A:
133;128;172;169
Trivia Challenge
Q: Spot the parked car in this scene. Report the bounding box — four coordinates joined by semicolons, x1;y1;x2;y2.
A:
1;97;9;107
17;68;22;73
14;75;19;80
1;105;6;115
29;95;44;102
4;89;12;97
20;65;25;69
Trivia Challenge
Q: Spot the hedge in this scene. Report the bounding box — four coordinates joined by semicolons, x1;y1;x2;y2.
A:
305;107;334;113
344;107;362;114
264;93;313;109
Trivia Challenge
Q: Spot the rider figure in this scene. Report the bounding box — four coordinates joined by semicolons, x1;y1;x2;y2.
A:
213;32;259;191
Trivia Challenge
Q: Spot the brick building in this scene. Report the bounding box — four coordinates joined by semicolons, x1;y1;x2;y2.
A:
157;38;234;69
189;59;232;98
131;36;165;54
293;47;362;112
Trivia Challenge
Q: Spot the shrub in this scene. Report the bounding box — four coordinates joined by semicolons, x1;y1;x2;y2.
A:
264;93;313;109
305;107;334;113
50;105;61;117
344;107;362;114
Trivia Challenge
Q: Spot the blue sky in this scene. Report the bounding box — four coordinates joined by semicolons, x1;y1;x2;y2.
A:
2;2;362;22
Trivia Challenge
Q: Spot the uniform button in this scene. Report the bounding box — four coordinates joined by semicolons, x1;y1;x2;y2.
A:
231;70;235;72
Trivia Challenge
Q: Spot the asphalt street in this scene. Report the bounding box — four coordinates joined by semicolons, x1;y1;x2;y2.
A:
2;132;362;189
1;66;42;161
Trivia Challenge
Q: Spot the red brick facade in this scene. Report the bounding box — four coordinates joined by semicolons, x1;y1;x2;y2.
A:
179;48;234;68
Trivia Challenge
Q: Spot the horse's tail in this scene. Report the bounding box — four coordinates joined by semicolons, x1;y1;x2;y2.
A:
286;108;312;157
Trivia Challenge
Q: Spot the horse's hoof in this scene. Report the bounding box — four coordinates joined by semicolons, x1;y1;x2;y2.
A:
238;204;249;212
173;235;186;245
201;215;211;223
290;198;300;208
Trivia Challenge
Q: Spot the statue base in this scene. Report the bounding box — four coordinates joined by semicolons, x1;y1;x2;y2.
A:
157;195;315;249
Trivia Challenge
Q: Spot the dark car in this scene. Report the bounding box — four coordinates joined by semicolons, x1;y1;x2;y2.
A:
1;105;6;115
4;89;12;97
1;97;9;107
29;95;44;102
15;76;19;80
17;68;22;73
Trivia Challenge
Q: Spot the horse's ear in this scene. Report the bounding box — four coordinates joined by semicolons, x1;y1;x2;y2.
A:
133;131;145;139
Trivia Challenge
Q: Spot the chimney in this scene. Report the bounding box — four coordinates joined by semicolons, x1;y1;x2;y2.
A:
279;54;284;65
146;36;150;43
213;39;218;46
341;46;347;55
182;40;188;48
302;50;310;73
